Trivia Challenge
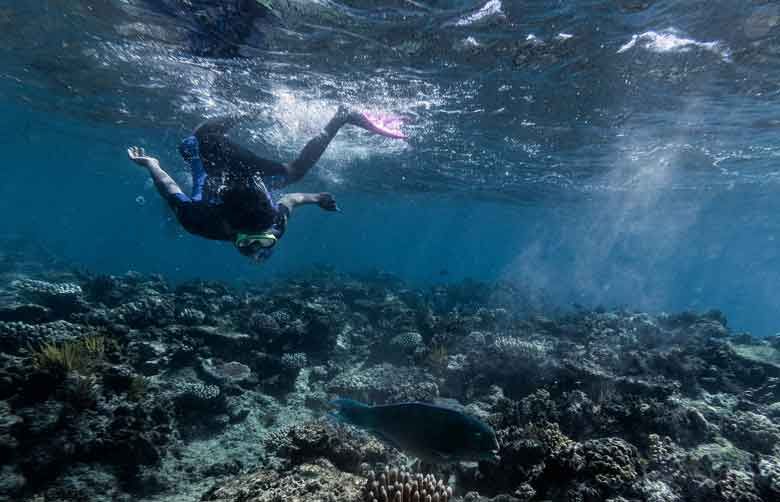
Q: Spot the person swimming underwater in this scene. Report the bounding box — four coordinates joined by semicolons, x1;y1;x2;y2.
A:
127;106;405;261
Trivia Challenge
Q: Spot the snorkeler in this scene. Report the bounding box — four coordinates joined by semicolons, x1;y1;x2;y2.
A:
127;106;405;261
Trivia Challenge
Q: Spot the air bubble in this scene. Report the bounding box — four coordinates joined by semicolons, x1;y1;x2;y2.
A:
136;195;146;206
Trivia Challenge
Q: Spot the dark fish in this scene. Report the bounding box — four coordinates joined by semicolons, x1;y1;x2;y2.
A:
330;399;500;463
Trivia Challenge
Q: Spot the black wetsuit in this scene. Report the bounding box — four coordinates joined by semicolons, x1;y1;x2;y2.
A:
167;116;289;241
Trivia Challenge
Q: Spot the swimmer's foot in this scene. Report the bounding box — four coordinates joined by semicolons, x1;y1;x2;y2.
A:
344;108;407;139
330;105;407;139
127;146;160;169
359;111;407;139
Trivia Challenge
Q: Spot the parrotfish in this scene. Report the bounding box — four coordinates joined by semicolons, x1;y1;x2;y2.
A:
330;399;500;463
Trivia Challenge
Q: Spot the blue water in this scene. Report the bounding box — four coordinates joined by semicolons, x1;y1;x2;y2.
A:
3;0;780;334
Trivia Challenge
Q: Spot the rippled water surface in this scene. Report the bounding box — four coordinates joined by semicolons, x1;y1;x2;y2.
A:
3;0;780;334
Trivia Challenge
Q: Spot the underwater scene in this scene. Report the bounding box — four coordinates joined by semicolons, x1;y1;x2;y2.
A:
3;0;780;501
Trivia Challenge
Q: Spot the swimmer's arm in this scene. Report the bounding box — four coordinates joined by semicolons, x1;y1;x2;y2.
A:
277;192;339;215
127;146;185;200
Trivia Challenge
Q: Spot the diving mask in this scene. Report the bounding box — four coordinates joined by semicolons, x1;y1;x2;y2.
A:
236;232;277;250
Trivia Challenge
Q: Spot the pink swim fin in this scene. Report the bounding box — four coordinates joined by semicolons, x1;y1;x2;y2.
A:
356;112;407;139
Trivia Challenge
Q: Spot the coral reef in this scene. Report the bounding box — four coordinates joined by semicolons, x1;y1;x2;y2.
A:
0;254;778;501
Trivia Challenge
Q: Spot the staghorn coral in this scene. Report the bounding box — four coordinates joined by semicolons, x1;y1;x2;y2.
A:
361;468;452;502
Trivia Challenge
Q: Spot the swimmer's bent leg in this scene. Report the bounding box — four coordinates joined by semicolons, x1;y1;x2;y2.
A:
285;107;351;185
193;115;289;184
190;108;352;189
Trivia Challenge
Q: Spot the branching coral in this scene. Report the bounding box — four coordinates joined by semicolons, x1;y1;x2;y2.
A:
361;468;452;502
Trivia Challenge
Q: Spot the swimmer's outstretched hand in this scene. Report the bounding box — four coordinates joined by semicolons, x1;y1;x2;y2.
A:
127;146;160;168
317;192;340;212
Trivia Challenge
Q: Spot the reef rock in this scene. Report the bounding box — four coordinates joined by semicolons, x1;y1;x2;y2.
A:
199;358;253;385
756;455;780;499
265;420;389;472
201;459;360;502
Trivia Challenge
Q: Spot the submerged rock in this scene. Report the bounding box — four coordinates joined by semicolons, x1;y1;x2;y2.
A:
199;358;253;385
0;303;51;323
0;401;22;452
265;420;389;472
756;455;780;499
0;464;26;499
